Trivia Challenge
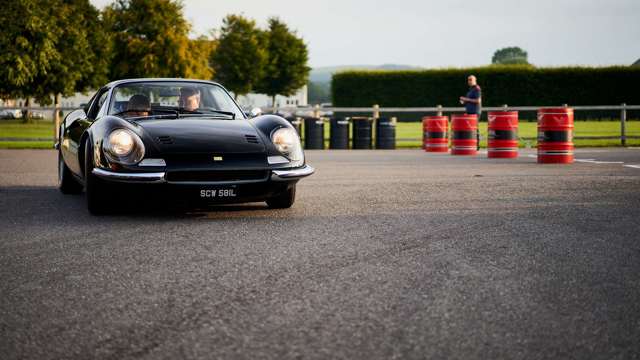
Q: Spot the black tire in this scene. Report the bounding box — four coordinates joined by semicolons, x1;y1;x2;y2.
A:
58;150;83;194
84;140;113;215
266;185;296;209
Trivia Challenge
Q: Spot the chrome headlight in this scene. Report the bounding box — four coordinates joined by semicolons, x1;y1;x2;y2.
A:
271;127;303;166
103;128;145;165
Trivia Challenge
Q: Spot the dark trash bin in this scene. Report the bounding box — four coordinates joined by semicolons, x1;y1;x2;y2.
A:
329;117;350;149
351;117;373;149
375;117;396;149
304;117;324;149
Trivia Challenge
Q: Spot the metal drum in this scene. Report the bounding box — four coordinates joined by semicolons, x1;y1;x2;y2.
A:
487;111;519;158
537;108;574;164
329;117;349;149
304;117;325;150
375;117;396;149
450;114;478;155
351;117;373;149
423;116;449;152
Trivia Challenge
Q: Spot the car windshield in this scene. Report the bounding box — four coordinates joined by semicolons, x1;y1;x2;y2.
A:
108;81;245;120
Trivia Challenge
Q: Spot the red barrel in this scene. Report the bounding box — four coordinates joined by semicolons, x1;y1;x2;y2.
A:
537;108;574;164
488;111;519;158
423;116;449;152
450;114;478;155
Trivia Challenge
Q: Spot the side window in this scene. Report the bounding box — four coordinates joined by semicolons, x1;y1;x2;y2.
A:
87;89;109;120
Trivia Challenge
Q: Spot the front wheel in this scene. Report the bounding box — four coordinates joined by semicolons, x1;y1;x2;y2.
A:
84;140;113;215
58;150;83;194
266;185;296;209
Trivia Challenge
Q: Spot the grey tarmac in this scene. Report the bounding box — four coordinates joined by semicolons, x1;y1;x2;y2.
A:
1;148;639;360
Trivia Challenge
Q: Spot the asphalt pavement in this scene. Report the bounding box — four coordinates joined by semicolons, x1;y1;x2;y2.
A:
1;148;640;360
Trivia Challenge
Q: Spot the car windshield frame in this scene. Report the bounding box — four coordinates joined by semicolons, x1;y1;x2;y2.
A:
107;81;246;120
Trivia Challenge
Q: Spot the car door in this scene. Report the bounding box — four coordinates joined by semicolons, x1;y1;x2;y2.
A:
63;87;109;175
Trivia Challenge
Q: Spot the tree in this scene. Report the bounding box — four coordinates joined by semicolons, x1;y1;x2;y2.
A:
0;0;110;125
210;15;266;99
104;0;210;79
33;0;112;105
492;47;529;65
0;0;60;102
186;37;216;80
255;18;310;106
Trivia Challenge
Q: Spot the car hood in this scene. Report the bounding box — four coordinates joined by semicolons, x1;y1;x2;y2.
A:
136;118;266;154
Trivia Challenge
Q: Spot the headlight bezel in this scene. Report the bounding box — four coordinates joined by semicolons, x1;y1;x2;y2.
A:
270;127;304;167
103;128;145;165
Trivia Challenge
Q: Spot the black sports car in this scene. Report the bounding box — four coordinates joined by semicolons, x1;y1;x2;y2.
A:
57;79;314;214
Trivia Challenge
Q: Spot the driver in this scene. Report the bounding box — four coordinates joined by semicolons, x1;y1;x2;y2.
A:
179;87;201;111
126;94;151;117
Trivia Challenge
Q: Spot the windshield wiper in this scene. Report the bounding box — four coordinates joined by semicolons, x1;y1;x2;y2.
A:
177;107;235;119
113;108;180;119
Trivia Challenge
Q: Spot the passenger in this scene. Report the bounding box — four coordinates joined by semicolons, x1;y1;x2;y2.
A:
126;94;151;117
179;87;201;111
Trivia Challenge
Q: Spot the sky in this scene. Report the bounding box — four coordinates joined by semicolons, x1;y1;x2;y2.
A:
90;0;640;68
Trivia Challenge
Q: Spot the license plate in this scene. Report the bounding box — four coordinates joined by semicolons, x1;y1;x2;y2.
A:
199;188;237;198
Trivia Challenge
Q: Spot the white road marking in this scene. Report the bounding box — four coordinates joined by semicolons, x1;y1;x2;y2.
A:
623;165;640;169
575;159;624;164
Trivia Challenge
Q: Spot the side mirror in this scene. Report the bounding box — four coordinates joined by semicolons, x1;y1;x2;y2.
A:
249;107;262;118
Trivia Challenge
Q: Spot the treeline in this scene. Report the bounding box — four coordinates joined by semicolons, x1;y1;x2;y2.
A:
0;0;310;108
332;66;640;108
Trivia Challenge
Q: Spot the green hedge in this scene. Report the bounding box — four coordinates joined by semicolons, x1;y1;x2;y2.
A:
331;66;640;120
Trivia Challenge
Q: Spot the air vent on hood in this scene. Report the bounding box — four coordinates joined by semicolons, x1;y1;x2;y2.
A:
157;135;174;145
245;134;260;144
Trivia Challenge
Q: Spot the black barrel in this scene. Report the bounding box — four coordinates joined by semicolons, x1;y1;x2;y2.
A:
375;117;396;149
329;117;350;149
304;117;324;149
351;117;373;149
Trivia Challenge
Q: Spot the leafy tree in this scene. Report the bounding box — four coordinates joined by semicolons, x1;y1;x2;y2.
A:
492;47;529;65
255;18;310;106
104;0;210;79
186;37;216;80
210;15;266;99
33;0;112;106
0;0;110;124
0;0;60;102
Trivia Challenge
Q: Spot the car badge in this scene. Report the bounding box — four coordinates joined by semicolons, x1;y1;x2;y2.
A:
213;156;223;162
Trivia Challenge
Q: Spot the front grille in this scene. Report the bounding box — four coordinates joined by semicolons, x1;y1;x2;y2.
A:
245;134;260;144
157;135;174;145
166;170;269;182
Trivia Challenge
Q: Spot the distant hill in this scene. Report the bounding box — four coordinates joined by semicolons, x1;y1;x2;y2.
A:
310;64;421;83
633;59;640;67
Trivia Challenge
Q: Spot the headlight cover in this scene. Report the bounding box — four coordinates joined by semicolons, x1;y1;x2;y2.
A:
271;127;303;167
103;128;145;165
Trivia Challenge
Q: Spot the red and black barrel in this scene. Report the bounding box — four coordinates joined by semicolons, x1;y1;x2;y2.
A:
537;108;574;164
487;111;519;158
450;114;478;155
422;116;449;152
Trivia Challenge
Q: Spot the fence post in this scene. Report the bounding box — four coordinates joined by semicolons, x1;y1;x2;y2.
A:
621;103;627;147
503;104;508;110
313;104;321;118
372;104;380;119
436;105;442;116
54;94;61;143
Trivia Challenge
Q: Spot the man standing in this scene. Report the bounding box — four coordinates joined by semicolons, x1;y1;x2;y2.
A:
459;75;482;149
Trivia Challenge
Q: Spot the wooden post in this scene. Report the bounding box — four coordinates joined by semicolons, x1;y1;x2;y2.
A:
372;104;380;119
621;103;627;147
436;105;442;116
54;94;61;143
313;104;321;118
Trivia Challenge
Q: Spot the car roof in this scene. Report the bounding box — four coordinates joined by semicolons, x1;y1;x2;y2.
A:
104;78;223;88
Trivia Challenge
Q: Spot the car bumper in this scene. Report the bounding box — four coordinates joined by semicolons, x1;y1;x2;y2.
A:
92;165;315;184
